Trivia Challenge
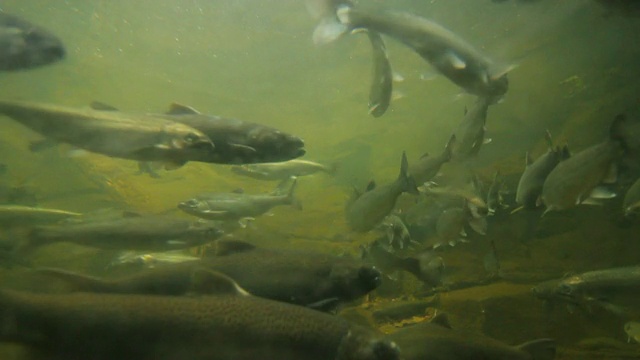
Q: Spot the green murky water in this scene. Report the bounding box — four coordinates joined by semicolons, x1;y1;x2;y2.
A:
1;0;640;359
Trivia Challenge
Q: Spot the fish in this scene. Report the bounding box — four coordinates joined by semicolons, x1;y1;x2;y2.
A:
515;131;570;210
346;151;418;232
485;171;507;215
0;12;65;71
532;266;640;315
0;204;81;228
624;321;640;343
541;115;628;213
433;207;473;248
231;159;335;181
387;312;556;360
623;177;640;217
90;102;306;168
0;100;216;169
410;134;456;185
378;214;414;251
452;97;492;161
28;212;223;251
178;177;301;221
0;270;400;360
335;7;511;101
366;30;393;117
108;250;201;270
362;241;444;288
38;239;382;310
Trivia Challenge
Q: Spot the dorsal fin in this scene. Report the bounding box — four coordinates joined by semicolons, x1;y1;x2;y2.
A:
166;103;200;115
189;268;250;296
90;101;119;111
430;312;452;329
211;240;256;256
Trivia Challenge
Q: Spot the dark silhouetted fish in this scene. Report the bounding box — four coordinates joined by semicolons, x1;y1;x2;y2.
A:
533;266;640;316
90;102;306;168
0;100;216;169
515;131;570;210
0;12;65;71
0;271;401;360
346;152;418;232
334;7;511;101
367;30;393;117
452;97;492;161
387;312;556;360
38;239;382;311
28;212;223;251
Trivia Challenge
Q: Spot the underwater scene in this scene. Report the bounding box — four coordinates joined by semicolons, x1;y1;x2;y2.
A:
1;0;640;359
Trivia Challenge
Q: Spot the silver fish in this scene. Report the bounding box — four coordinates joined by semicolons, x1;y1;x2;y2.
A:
231;159;335;181
178;177;301;221
0;13;65;71
346;151;418;232
335;7;510;100
0;270;400;360
541;115;628;213
0;100;215;169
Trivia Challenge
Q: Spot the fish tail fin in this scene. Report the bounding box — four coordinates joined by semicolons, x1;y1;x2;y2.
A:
34;267;111;292
283;176;302;210
609;114;629;152
442;134;456;162
399;151;419;195
516;339;556;360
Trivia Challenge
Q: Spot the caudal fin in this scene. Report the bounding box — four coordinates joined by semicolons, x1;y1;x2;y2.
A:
278;176;303;210
516;339;556;360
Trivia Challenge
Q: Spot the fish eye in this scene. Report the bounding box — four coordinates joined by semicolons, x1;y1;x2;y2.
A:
184;132;200;144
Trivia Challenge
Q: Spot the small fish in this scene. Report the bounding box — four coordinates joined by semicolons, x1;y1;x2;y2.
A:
29;212;223;251
623;177;640;217
0;13;65;71
335;7;511;101
515;131;570;210
387;312;556;360
0;270;400;360
367;30;393;117
410;134;456;185
0;100;216;169
0;205;81;228
452;97;492;161
108;250;201;270
541;115;629;213
231;159;335;181
346;151;418;232
624;321;640;343
178;177;301;221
